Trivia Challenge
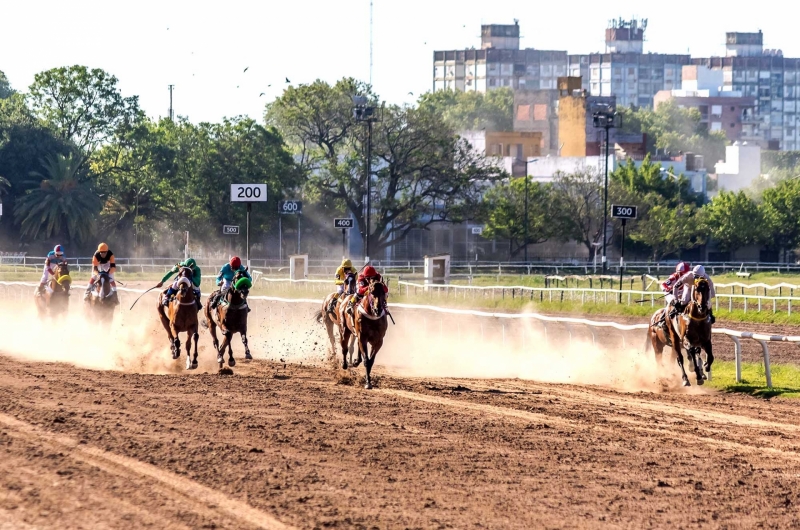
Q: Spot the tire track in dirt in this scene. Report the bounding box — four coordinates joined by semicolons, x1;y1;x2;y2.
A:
0;412;293;530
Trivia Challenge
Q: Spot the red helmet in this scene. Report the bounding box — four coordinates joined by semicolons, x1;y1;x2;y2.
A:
53;245;64;256
230;256;242;269
363;265;378;277
675;262;690;274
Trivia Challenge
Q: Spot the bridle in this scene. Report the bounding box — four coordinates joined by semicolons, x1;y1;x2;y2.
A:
688;278;709;322
358;281;387;320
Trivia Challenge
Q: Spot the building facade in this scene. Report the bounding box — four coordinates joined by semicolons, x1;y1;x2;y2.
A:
654;65;760;143
568;19;691;108
692;31;800;150
432;22;568;93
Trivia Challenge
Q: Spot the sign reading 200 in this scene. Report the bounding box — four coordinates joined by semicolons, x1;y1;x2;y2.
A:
230;184;267;202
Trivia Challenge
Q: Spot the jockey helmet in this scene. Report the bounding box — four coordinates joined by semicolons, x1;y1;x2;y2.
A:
342;258;353;269
97;242;109;253
53;245;64;256
363;265;378;278
184;258;197;269
675;262;690;274
230;256;242;269
693;264;706;277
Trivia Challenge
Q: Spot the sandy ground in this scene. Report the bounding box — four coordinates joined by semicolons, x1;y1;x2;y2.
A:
0;284;798;528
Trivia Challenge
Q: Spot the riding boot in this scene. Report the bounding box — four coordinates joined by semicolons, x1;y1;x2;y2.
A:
328;294;339;314
162;289;174;307
194;290;203;311
708;309;716;325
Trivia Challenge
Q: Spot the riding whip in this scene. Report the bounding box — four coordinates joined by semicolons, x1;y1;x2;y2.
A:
129;285;161;310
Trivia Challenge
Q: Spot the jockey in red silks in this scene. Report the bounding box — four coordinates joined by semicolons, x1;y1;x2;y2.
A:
347;265;386;311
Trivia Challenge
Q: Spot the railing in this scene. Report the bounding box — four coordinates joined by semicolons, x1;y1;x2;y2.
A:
0;281;794;388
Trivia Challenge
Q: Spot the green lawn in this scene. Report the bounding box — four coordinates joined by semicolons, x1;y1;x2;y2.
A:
707;361;800;399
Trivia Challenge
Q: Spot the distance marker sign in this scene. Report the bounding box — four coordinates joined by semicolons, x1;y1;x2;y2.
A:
231;184;267;202
611;205;638;219
334;218;354;229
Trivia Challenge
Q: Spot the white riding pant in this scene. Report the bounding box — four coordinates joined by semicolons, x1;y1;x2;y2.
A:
664;293;675;306
336;284;345;295
220;278;232;290
40;267;55;285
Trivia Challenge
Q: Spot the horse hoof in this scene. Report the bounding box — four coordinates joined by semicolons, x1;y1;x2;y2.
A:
186;357;193;370
244;352;253;361
342;362;348;370
172;351;180;360
216;355;224;364
682;380;691;387
191;360;198;370
228;357;236;367
364;383;373;390
352;360;362;368
696;378;705;386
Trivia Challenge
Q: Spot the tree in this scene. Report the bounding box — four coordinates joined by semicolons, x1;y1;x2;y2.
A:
14;153;102;244
629;201;706;260
0;70;14;99
27;66;142;155
703;191;763;253
418;88;513;132
550;169;608;260
761;178;800;260
482;177;557;258
267;79;503;254
618;100;727;170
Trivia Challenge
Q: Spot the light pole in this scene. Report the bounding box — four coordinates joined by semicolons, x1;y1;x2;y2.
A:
516;157;539;263
353;96;378;264
592;105;620;273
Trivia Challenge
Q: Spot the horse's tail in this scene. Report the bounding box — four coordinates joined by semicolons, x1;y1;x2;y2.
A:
313;309;323;324
200;318;209;329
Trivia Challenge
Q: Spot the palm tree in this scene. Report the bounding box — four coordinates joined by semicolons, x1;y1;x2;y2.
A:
14;153;101;243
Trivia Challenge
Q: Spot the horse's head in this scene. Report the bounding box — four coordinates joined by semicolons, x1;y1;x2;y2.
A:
178;266;193;279
175;276;194;302
691;277;710;318
230;272;252;304
344;272;356;294
367;281;387;315
54;262;71;294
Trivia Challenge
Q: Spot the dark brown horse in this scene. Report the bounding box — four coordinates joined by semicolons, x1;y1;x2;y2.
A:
340;281;389;389
649;278;713;386
85;270;118;323
314;272;356;365
35;262;71;318
203;271;251;369
157;267;199;369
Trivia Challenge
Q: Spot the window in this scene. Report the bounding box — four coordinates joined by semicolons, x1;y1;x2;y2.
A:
711;105;723;117
516;105;531;121
489;78;496;87
730;106;736;111
711;122;722;131
533;104;547;120
730;123;735;128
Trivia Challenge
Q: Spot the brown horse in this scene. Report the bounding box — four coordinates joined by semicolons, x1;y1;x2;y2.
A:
85;270;118;323
649;278;713;386
340;281;389;389
203;271;251;369
157;268;199;370
35;262;71;318
314;272;356;366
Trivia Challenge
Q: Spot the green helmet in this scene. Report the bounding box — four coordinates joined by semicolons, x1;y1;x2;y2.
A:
184;258;197;269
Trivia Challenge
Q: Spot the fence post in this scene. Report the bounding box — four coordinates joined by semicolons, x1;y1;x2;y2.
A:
756;339;773;389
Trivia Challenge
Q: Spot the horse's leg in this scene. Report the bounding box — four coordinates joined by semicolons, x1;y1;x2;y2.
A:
324;316;336;358
668;324;690;386
688;346;704;385
191;329;199;369
650;329;665;366
702;338;714;375
365;336;383;390
220;331;234;367
242;332;252;360
227;331;235;367
360;334;373;389
158;303;178;358
338;324;351;370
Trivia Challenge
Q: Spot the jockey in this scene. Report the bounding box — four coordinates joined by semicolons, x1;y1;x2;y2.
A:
673;264;717;324
329;258;358;313
84;242;116;300
37;245;67;295
210;256;251;309
347;265;386;312
157;258;203;310
662;262;691;314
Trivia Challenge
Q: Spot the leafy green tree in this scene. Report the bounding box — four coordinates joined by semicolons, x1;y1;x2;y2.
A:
618;100;727;170
703;191;763;253
417;88;513;132
550;169;608;260
0;70;14;99
27;66;142;155
482;177;557;258
14;153;102;244
267;79;503;254
761;178;800;260
630;201;705;260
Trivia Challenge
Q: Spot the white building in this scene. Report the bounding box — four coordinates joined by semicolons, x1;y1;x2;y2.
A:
714;142;762;192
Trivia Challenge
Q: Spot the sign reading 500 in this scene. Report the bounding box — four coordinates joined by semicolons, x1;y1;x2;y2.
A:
230;184;267;202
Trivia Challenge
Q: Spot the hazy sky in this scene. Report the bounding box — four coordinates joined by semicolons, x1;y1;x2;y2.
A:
1;1;792;124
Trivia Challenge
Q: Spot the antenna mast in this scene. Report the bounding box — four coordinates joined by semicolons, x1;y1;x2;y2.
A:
369;0;373;86
168;84;175;121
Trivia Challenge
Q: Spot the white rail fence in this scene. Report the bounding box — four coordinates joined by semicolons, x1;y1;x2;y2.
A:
1;281;795;388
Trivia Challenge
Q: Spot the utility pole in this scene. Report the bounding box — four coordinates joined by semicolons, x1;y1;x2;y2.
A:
352;96;378;263
592;105;620;273
369;0;374;86
168;84;175;121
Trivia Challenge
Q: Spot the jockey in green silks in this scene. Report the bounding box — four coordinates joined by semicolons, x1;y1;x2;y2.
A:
156;258;203;310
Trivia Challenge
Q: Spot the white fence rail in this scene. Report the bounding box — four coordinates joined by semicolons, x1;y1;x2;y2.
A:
1;281;796;388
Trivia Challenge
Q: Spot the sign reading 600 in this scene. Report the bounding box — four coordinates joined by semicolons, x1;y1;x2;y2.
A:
230;184;267;202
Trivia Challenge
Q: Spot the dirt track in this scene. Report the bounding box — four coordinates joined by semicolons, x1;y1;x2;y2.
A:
1;355;799;529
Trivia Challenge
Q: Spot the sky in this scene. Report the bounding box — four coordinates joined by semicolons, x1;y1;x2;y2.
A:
1;1;794;124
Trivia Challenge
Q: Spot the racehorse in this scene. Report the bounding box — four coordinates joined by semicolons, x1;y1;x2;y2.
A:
35;262;71;318
649;278;713;387
203;271;252;369
340;280;389;389
157;267;199;370
86;268;118;323
314;272;356;365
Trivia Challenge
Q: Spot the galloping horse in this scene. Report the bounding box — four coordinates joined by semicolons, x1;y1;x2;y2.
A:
315;272;356;365
157;267;199;370
203;271;252;369
340;280;389;389
649;278;714;386
35;262;71;318
86;269;118;323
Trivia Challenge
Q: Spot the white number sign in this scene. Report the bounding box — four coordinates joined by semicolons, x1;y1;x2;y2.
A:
231;184;267;202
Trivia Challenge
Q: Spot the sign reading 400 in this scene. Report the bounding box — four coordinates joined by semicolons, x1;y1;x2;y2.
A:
231;184;267;202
